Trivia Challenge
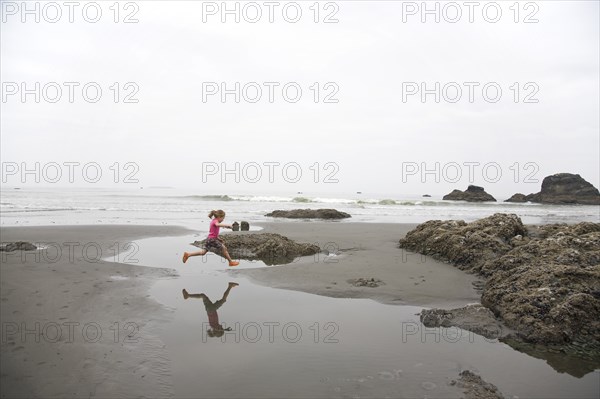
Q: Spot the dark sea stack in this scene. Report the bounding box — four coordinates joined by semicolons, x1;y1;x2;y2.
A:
422;194;432;198
240;221;250;231
265;209;351;219
231;222;240;231
399;214;600;355
525;173;600;205
442;185;496;202
193;233;320;265
505;193;528;203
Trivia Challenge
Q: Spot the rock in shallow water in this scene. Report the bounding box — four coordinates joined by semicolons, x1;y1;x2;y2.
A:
420;304;509;340
455;370;505;399
193;233;320;265
265;209;351;219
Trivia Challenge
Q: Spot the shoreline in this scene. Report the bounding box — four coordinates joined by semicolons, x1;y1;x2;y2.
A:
0;224;193;398
2;220;598;397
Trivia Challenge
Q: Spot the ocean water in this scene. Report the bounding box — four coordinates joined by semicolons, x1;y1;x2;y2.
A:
1;186;599;227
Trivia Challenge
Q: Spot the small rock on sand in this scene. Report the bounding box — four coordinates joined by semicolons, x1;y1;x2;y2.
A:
453;370;505;399
0;242;37;252
348;277;384;288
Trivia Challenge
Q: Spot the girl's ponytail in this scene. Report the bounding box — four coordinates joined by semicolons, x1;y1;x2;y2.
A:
208;209;225;219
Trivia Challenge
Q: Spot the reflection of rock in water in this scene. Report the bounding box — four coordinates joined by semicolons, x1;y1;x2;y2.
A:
399;213;600;373
501;338;600;379
193;233;320;265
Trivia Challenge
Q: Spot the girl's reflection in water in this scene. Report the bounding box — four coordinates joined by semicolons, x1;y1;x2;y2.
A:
182;282;239;338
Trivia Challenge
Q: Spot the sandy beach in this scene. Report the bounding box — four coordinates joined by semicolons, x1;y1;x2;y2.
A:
1;221;598;398
232;222;482;308
1;225;192;398
1;222;483;398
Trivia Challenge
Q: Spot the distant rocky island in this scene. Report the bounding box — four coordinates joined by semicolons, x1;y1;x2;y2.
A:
443;185;496;202
441;173;599;205
506;173;600;205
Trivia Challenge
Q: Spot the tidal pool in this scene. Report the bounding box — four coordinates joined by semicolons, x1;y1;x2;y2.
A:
130;236;599;398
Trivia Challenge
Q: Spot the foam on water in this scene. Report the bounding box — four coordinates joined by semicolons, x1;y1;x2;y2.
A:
1;187;598;227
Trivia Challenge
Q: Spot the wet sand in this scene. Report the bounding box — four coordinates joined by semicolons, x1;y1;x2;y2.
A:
232;222;482;308
0;222;481;397
0;225;192;398
2;222;597;398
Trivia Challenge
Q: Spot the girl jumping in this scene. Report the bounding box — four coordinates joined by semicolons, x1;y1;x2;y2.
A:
182;209;240;267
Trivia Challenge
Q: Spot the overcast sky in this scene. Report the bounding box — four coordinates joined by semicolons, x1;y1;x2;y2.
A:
1;0;599;198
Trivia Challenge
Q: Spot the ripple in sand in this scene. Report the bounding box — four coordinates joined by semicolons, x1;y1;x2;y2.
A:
421;381;437;390
376;371;394;380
